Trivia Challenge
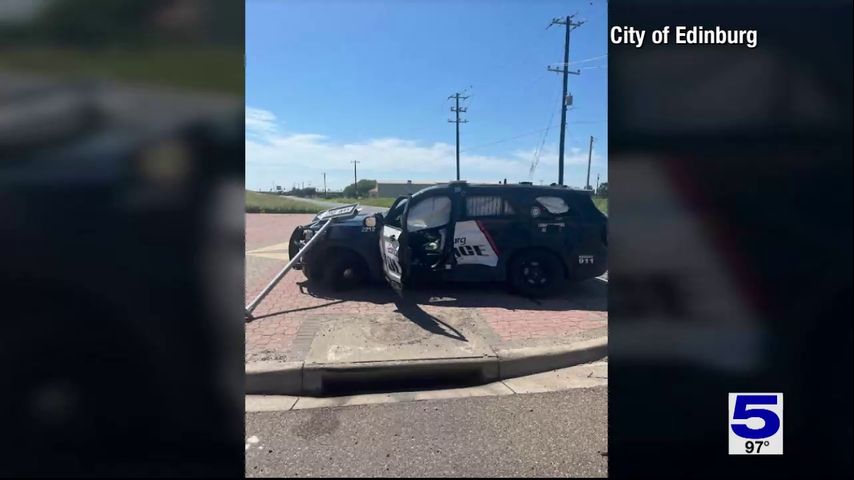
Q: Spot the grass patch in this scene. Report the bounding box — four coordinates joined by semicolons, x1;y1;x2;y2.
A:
592;197;608;215
246;191;324;214
328;197;396;208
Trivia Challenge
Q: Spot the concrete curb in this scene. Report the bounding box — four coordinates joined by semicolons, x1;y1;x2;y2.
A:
245;337;607;396
494;337;608;380
245;361;303;395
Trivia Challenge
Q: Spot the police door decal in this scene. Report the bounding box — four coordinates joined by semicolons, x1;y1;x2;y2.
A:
380;225;403;284
453;220;499;267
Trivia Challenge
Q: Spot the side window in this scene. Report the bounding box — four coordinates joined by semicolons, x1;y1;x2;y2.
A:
385;198;408;228
535;196;570;215
406;196;451;232
466;195;516;217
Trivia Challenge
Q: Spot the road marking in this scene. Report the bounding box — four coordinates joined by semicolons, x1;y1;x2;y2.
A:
246;241;291;261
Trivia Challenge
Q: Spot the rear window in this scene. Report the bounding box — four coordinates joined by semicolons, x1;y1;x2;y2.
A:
535;196;570;215
466;195;516;217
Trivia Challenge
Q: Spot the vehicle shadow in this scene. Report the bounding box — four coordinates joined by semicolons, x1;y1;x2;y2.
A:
393;298;468;341
295;277;608;313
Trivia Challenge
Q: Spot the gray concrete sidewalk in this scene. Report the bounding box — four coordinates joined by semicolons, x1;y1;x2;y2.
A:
246;310;606;395
245;213;608;397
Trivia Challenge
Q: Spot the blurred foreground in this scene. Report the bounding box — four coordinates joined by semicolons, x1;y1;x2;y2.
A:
0;0;244;476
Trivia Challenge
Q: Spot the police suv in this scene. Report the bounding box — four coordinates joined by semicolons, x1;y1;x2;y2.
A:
289;181;608;297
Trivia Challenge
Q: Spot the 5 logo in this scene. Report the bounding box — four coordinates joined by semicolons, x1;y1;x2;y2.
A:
728;393;783;455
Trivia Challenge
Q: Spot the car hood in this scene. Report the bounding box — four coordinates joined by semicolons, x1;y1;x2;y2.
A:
309;207;370;227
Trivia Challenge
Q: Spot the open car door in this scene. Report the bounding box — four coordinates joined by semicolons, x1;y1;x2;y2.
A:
379;197;408;296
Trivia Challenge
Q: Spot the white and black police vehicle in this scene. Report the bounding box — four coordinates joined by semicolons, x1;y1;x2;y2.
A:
289;181;608;297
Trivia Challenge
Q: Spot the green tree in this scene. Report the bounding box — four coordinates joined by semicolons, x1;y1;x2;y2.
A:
343;179;376;198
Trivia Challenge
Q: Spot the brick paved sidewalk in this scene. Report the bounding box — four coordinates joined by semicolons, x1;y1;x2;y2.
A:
245;214;607;363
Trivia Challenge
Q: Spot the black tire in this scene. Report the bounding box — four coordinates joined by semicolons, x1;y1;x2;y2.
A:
323;250;367;291
302;257;319;281
288;226;303;259
509;249;567;298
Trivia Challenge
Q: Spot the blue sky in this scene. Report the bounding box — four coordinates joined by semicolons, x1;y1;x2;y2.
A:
246;0;607;192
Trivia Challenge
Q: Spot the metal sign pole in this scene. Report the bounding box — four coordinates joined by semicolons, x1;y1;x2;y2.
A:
245;219;333;319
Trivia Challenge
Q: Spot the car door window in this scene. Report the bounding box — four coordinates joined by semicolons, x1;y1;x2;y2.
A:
406;196;451;232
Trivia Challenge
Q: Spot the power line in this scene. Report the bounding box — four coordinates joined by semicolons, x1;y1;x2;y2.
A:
529;85;563;180
529;109;560;180
459;117;601;156
460;127;551;154
567;53;608;65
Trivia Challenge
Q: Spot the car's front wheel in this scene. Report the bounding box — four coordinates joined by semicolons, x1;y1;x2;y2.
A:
509;249;566;298
323;250;367;291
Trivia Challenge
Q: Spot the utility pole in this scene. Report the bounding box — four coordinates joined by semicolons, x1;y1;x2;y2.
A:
351;160;360;198
448;92;469;181
323;172;327;199
586;135;594;190
547;15;584;186
596;173;600;192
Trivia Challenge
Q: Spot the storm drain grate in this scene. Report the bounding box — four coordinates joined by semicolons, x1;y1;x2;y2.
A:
318;366;487;396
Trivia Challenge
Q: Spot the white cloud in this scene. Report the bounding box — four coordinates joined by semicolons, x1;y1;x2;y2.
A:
245;107;278;136
245;108;606;191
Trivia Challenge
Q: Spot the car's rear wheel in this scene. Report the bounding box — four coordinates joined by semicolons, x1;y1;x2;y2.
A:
323;250;367;291
509;249;566;298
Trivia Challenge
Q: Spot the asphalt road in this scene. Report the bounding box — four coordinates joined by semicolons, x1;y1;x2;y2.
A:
245;386;607;477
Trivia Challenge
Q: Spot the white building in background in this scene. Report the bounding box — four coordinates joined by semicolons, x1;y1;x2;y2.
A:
369;180;441;198
369;179;526;198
